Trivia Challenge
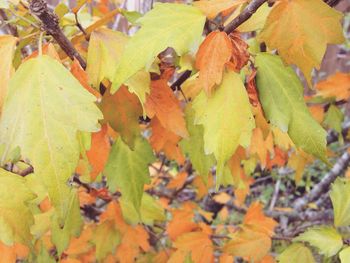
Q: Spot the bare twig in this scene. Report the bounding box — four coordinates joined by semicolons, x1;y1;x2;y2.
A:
0;9;18;36
293;151;350;211
29;0;87;68
268;178;281;212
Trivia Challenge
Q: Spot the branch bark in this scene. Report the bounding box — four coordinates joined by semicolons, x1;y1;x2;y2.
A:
293;151;350;211
29;0;87;69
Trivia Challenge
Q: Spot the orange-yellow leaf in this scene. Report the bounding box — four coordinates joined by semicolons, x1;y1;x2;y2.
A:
308;105;325;124
150;117;185;165
100;86;142;148
193;0;246;19
288;150;314;184
196;31;233;96
249;129;274;168
145;79;188;138
167;172;188;190
316;72;350;101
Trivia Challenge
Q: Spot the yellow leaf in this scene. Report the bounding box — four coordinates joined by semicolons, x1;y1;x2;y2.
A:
258;0;344;85
194;0;246;19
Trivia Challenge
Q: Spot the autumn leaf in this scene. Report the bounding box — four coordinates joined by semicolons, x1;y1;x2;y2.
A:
145;79;188;138
193;0;246;19
255;53;327;162
316;72;350;101
258;0;344;84
227;32;249;72
277;243;315;263
0;35;16;114
0;55;102;223
249;129;274;168
193;70;254;187
113;3;205;90
100;86;142;149
86;124;111;180
150;117;185;165
288;151;314;184
196;31;233;96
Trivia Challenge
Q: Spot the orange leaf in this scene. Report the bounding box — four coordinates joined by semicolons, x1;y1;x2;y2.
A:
167;172;188;190
316;72;350;101
101;86;142;148
70;58;102;99
145;79;188;138
227;32;250;72
266;147;287;170
86;124;111;180
167;202;198;241
308;105;325;124
196;31;233;96
249;129;274;168
65;226;93;256
150;117;185;165
0;242;29;263
170;231;214;263
243;202;278;237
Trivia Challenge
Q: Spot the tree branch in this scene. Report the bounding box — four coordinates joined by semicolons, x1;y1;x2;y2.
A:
223;0;267;34
29;0;87;69
293;151;350;211
0;9;18;36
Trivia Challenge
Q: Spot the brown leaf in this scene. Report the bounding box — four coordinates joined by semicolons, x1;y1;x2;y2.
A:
196;31;233;96
227;32;250;72
145;79;188;137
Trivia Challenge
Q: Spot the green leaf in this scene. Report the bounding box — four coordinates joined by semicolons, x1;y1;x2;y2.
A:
104;137;155;212
0;55;102;223
179;105;215;183
120;193;166;225
255;53;327;162
51;190;83;255
339;247;350;263
323;104;344;143
93;221;121;261
125;70;150;115
112;3;205;91
330;178;350;227
121;9;143;25
192;70;254;188
0;168;35;245
277;243;315;263
294;226;343;257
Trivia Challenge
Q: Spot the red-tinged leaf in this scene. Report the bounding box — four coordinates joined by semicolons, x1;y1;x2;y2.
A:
196;31;233;96
266;147;288;170
100;86;142;149
70;59;102;99
86;124;111;180
316;72;350;101
145;79;188;137
246;69;259;107
227;32;250;72
243;202;278;237
150;117;185;165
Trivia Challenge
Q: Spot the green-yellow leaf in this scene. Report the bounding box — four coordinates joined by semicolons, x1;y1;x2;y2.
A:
0;35;16;114
255;53;327;162
0;55;102;223
104;137;155;212
330;178;350;227
339;247;350;263
192;70;254;187
179;104;215;183
258;0;344;84
112;3;205;91
0;168;35;245
294;226;343;257
277;243;315;263
323;104;344;143
237;3;270;32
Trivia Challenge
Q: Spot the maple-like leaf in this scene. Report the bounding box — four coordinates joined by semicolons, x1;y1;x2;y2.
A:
258;0;344;84
294;226;343;257
277;243;315;263
255;53;327;162
112;3;205;90
249;129;274;168
150;117;185;164
193;0;246;19
227;32;249;72
100;86;142;149
0;35;16;114
104;137;155;212
145;79;188;138
0;169;35;246
316;72;350;101
93;220;121;260
224;226;271;262
0;55;102;223
192;70;255;187
170;231;214;263
196;31;233;96
180;105;215;182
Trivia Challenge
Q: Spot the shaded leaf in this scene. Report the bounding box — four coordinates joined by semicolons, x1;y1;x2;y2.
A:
277;243;315;263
